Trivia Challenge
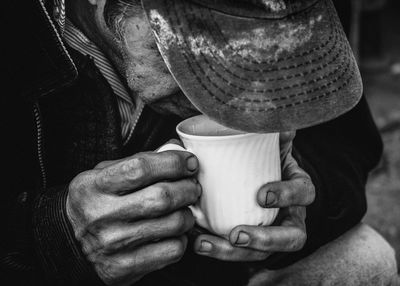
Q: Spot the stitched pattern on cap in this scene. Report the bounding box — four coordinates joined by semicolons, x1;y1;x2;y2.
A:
187;1;341;73
180;4;347;92
157;0;357;112
182;49;353;111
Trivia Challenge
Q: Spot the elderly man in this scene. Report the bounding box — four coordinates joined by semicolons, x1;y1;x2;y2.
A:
1;0;398;285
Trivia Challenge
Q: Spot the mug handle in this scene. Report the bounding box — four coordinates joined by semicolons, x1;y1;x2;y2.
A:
156;143;187;153
156;143;208;229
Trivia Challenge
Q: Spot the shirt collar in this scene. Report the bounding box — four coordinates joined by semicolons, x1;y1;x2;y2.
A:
52;0;66;35
64;18;135;106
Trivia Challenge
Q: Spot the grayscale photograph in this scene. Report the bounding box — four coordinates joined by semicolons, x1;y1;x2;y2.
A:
2;0;400;285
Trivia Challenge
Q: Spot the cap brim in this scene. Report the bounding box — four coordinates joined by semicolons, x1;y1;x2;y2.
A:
142;0;363;132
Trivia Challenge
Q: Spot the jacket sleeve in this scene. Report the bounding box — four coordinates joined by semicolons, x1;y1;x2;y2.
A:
32;186;105;285
0;97;104;285
0;165;104;285
264;95;383;269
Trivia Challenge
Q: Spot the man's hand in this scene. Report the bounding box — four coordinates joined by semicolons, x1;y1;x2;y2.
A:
193;132;315;261
66;150;201;286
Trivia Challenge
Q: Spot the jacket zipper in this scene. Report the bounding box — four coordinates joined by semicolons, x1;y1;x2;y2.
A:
33;103;47;190
37;0;77;97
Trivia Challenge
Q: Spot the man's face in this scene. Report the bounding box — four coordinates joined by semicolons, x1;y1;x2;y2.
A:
70;0;198;117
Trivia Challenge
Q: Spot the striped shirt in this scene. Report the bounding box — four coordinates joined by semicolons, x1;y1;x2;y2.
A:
63;18;144;145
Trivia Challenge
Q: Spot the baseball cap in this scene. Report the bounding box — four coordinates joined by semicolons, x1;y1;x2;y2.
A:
141;0;363;132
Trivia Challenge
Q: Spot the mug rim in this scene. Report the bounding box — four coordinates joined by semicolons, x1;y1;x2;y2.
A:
176;115;274;141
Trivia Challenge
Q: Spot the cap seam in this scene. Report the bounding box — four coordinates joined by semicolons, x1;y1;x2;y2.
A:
185;49;353;105
181;0;340;74
171;0;352;102
182;49;354;111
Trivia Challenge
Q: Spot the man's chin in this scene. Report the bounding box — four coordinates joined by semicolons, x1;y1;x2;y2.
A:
145;91;201;119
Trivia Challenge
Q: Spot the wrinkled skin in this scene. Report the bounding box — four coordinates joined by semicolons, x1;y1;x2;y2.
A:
67;148;202;286
66;1;315;285
67;0;198;118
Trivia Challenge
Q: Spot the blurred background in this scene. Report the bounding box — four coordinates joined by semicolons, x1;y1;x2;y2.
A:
345;0;400;273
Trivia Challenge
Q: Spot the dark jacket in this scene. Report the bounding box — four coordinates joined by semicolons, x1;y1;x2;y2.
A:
1;1;383;285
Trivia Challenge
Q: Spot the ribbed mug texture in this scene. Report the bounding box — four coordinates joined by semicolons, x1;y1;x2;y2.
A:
163;115;281;237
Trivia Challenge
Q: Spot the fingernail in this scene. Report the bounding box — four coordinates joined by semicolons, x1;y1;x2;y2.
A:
235;232;250;245
198;240;212;253
265;191;277;207
187;156;198;171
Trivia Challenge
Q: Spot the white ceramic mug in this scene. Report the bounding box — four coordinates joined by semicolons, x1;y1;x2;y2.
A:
158;115;281;238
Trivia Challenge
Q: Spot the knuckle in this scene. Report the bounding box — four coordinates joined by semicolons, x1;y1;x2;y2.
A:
296;177;315;205
94;171;110;191
69;180;82;199
97;228;119;248
299;231;307;246
94;162;104;169
95;165;121;192
291;231;307;251
286;187;297;203
94;232;111;252
153;184;174;213
70;171;92;195
171;212;186;234
188;179;201;199
79;225;108;257
168;152;184;171
123;157;148;180
94;258;124;285
307;181;316;203
279;184;295;205
78;201;114;235
81;214;106;238
171;210;193;234
95;161;110;169
68;174;99;220
259;232;273;248
169;239;185;262
222;245;236;258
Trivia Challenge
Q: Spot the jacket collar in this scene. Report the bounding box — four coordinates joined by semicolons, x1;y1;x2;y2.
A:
19;0;77;99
